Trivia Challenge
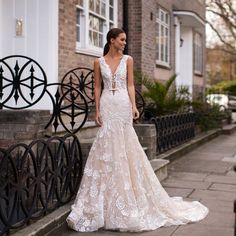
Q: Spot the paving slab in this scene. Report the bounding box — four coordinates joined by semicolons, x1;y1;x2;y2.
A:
168;171;208;181
168;159;233;174
164;187;194;198
48;223;178;236
189;189;236;202
204;174;236;184
199;199;234;213
209;183;236;192
173;224;234;236
199;211;234;228
162;179;211;190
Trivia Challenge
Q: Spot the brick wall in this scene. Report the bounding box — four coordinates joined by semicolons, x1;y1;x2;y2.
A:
127;0;142;71
58;0;124;80
0;110;51;148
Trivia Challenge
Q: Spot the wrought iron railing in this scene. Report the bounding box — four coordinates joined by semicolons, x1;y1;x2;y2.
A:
0;55;88;134
61;67;145;118
0;55;145;135
0;133;83;235
151;112;195;154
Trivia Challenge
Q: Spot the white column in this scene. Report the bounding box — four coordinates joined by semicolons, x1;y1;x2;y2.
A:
179;27;193;94
174;16;181;88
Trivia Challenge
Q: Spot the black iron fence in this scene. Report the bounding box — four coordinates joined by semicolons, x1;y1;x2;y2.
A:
0;133;83;235
0;55;88;134
151;112;195;154
0;55;145;134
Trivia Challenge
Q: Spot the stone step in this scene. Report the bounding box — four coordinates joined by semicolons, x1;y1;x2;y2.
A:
150;159;170;182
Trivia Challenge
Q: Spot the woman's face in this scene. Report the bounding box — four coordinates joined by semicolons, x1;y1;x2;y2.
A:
111;33;126;51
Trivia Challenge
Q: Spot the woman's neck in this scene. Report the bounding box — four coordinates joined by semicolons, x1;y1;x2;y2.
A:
106;48;123;59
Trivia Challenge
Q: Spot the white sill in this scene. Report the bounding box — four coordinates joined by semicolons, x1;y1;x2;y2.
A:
156;60;171;69
76;47;103;57
194;71;203;76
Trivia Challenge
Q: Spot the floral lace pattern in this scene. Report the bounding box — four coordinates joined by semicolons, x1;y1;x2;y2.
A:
66;55;209;232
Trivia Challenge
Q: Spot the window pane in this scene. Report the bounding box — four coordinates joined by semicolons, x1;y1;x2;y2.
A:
78;0;83;7
165;14;169;24
94;17;99;31
109;0;114;6
77;26;80;42
156;8;170;64
76;9;81;43
77;10;80;24
99;34;103;47
101;2;106;17
93;31;99;46
95;0;100;14
99;20;103;31
161;26;164;61
89;15;93;28
89;30;93;44
89;0;94;10
161;11;164;22
109;7;114;21
156;22;159;60
109;23;113;29
165;28;168;62
194;33;203;73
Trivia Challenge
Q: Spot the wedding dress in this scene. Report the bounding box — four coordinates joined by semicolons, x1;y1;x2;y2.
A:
66;55;209;232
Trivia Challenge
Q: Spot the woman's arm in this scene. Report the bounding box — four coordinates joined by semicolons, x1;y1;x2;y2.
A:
94;59;102;126
127;56;139;120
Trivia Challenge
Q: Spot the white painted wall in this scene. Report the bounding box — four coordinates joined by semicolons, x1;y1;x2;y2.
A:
0;0;2;57
174;16;181;88
179;27;193;94
0;0;58;109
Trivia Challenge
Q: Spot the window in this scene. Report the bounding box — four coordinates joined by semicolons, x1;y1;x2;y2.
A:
76;0;117;56
194;33;203;75
156;8;170;67
232;62;236;76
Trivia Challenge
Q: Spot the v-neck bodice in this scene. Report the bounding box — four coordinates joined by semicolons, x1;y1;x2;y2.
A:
99;55;129;91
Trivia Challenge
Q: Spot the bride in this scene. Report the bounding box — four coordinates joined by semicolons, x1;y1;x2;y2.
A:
66;28;208;232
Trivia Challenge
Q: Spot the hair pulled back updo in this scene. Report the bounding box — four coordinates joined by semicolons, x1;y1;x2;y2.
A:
103;28;125;56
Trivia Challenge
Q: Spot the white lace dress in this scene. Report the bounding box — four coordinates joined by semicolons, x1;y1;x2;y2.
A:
66;55;209;232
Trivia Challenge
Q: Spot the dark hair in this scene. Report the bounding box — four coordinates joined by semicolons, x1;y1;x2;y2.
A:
103;28;125;56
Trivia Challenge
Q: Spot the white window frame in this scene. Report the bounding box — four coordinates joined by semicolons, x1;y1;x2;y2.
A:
156;7;170;67
76;0;117;57
194;32;203;75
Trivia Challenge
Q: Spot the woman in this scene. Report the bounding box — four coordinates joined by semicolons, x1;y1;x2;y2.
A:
66;28;208;232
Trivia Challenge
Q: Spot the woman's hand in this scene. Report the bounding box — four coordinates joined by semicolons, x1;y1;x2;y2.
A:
132;107;140;120
95;111;102;126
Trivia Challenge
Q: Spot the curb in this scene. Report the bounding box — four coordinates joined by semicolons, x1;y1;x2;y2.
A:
11;126;235;236
158;129;220;163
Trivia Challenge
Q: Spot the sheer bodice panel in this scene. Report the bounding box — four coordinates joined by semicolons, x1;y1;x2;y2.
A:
99;55;128;91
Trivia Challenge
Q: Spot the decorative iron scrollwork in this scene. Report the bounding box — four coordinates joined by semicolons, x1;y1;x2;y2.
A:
0;134;83;235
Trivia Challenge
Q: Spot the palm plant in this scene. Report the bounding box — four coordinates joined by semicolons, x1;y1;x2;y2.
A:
134;73;190;119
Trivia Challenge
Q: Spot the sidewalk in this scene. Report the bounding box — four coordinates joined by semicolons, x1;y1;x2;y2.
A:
46;132;236;236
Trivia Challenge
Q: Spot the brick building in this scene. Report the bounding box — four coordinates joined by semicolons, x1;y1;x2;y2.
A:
207;47;236;86
0;0;206;105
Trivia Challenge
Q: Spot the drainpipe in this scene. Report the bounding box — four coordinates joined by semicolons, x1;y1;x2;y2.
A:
123;0;128;54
